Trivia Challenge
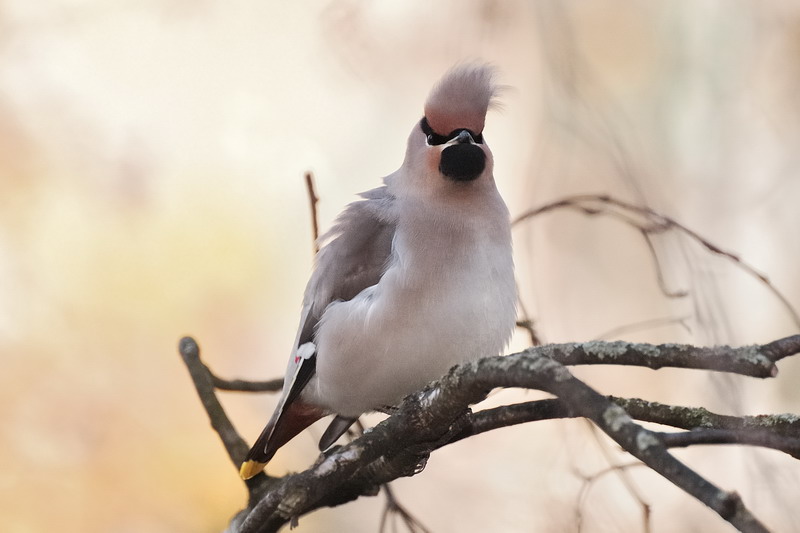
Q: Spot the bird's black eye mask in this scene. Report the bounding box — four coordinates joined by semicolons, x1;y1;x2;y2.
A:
420;117;484;146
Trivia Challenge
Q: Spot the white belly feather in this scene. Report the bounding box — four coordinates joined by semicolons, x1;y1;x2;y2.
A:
312;219;516;417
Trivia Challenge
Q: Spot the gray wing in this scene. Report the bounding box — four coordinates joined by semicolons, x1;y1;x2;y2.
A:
296;185;397;347
241;186;397;474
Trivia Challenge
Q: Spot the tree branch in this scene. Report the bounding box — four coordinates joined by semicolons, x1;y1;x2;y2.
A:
453;396;800;458
512;194;800;330
178;337;251;468
448;398;570;443
234;343;799;532
537;336;800;377
304;171;320;254
179;335;800;533
658;429;800;458
212;375;283;393
612;397;800;437
209;335;800;395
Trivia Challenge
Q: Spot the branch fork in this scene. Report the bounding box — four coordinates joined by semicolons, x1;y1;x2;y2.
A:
179;334;800;533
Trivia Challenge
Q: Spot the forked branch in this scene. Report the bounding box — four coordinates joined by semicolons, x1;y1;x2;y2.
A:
179;335;800;533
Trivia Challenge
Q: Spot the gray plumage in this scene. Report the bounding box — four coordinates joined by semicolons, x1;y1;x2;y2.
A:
241;63;516;478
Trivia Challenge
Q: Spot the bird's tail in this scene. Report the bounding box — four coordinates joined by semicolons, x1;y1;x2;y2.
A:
239;400;324;479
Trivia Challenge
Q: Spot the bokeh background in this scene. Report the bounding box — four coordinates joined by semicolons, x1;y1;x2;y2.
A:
2;1;799;532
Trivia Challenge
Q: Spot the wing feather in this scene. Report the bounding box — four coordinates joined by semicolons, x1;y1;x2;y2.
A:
304;185;397;331
240;185;397;477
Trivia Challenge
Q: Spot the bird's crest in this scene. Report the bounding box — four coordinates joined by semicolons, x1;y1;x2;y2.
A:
423;63;498;137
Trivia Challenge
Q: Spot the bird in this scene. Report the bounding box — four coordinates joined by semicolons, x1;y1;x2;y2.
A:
240;63;517;480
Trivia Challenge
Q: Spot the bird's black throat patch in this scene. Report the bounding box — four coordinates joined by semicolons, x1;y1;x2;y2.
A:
439;144;486;182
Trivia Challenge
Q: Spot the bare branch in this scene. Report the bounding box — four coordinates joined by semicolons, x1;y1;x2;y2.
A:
304;171;320;254
516;295;543;346
449;398;569;442
212;375;283;393
639;228;688;298
177;337;251;468
182;335;800;532
453;396;800;457
512;194;800;329
515;318;542;347
584;421;652;533
575;462;651;533
536;336;800;377
350;420;431;533
593;315;692;341
483;355;768;533
658;429;800;458
205;335;800;396
380;483;432;533
178;337;277;513
611;397;800;438
235;344;790;532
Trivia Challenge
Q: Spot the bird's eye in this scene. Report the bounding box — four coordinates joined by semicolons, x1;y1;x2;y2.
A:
420;117;447;146
419;116;483;146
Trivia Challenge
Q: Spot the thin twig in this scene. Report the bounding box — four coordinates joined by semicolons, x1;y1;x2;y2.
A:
178;337;251;468
658;428;800;458
515;318;541;346
512;194;800;329
380;483;432;533
611;397;800;437
178;337;275;513
516;293;543;346
639;228;688;298
304;171;320;254
585;421;652;533
575;462;649;533
593;315;692;341
211;374;283;393
448;399;569;442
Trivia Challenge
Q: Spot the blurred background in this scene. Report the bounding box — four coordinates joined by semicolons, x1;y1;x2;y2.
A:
1;1;799;532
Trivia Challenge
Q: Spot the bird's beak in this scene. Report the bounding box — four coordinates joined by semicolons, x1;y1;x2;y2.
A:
453;130;475;145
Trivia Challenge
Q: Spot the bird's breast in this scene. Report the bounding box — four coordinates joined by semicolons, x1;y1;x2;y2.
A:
312;215;515;417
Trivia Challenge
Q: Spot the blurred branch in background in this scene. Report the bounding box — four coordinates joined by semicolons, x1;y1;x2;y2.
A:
513;194;800;331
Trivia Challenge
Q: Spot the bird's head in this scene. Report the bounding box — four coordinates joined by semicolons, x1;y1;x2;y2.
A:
394;64;499;200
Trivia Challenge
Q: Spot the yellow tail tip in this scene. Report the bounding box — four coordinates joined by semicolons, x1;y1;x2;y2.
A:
239;460;267;480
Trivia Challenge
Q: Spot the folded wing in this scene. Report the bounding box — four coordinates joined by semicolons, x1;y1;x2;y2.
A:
240;186;397;479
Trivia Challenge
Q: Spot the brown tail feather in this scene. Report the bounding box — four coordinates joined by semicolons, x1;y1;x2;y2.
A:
240;400;324;479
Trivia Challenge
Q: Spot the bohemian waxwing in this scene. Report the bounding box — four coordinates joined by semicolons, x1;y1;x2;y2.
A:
240;63;516;479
